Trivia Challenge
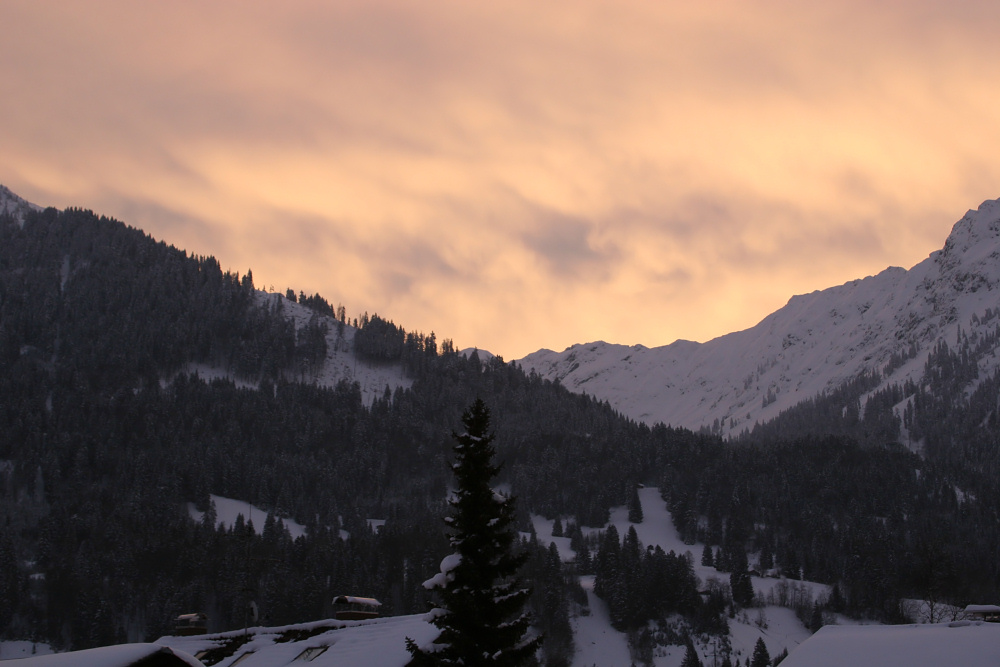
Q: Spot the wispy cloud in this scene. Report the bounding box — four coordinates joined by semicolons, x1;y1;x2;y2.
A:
1;0;998;357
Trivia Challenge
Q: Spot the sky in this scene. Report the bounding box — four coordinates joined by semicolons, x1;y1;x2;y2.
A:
2;1;1000;359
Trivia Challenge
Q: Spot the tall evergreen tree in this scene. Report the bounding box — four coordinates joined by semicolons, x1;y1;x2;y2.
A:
680;637;702;667
627;485;644;523
407;399;541;667
750;638;770;667
729;548;754;607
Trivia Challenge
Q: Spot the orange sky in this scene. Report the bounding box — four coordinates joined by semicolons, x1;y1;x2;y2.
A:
2;1;999;359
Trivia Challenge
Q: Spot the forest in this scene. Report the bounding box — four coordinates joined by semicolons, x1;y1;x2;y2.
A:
1;206;998;663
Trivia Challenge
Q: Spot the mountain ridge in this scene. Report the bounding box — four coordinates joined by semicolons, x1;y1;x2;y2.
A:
518;198;1000;438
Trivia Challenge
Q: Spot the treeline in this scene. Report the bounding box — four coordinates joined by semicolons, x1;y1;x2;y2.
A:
352;312;452;378
30;494;449;647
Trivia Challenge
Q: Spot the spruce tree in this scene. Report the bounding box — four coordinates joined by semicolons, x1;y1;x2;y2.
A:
729;548;754;607
627;485;644;523
701;544;714;567
407;399;541;667
750;638;770;667
680;637;702;667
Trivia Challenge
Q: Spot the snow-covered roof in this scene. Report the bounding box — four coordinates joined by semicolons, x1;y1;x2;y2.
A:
158;615;438;667
965;604;1000;614
781;621;1000;667
8;643;203;667
333;595;382;607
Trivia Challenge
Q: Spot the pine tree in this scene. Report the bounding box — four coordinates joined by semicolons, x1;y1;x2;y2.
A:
627;485;643;523
729;548;754;607
750;638;770;667
680;637;702;667
701;544;714;567
407;399;541;667
593;525;620;600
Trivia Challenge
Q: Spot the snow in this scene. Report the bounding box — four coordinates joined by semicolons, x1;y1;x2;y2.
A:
187;494;308;540
518;199;1000;437
4;643;202;667
423;553;462;589
162;292;416;404
529;515;575;562
572;575;633;667
0;640;55;660
255;292;412;406
333;596;381;607
780;621;1000;667
158;615;439;667
727;606;812;664
440;553;462;573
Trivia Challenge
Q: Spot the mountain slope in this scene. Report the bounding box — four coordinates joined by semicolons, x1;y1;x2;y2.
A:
0;184;40;226
519;199;1000;437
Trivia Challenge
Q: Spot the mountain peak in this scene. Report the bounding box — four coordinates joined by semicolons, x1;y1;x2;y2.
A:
943;197;1000;257
519;198;1000;436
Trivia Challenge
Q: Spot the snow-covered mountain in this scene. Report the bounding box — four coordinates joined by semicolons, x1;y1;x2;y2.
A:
519;199;1000;437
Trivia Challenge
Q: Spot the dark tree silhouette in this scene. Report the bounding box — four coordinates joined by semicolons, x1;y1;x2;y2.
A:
407;399;541;667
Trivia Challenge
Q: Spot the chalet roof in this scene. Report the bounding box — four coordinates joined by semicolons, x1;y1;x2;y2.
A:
332;595;381;607
8;643;203;667
157;614;437;667
781;621;1000;667
964;604;1000;614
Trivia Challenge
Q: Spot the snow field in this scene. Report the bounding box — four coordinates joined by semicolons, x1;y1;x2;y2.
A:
0;640;55;660
187;494;308;540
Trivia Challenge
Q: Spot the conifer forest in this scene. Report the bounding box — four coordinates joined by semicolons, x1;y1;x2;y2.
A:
1;206;999;660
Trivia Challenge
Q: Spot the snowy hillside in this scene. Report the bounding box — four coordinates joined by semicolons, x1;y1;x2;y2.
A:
163;285;412;405
171;293;413;404
255;292;412;404
0;184;41;227
519;199;1000;437
164;289;412;404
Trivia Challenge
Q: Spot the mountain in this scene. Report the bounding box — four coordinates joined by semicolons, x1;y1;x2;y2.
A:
2;185;998;656
519;199;1000;439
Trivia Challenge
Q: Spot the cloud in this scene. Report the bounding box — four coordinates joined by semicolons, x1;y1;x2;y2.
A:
2;1;1000;357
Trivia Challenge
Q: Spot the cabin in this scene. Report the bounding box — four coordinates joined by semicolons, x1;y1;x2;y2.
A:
964;604;1000;622
173;612;209;636
332;595;382;620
